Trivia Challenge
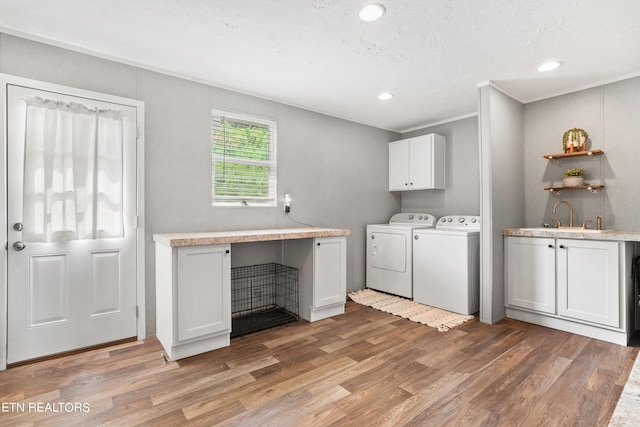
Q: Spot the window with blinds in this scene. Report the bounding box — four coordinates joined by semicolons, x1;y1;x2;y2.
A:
211;109;277;206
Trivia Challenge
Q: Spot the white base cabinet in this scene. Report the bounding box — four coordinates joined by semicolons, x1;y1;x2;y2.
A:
506;237;556;314
505;236;635;346
557;239;620;327
155;234;348;360
155;243;231;361
389;134;445;191
283;236;347;322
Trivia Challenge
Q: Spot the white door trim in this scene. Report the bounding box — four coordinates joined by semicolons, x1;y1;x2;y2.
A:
0;73;146;370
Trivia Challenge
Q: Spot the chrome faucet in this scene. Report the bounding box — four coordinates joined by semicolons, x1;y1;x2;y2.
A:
552;200;574;227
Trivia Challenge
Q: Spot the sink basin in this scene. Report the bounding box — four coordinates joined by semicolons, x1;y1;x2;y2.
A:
518;227;605;233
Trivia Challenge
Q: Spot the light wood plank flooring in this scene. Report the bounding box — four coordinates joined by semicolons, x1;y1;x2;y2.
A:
0;301;637;426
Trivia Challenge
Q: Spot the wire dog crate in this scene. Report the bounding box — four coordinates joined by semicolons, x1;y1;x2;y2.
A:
231;263;299;338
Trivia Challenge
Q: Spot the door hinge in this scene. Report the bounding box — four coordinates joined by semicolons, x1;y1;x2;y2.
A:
136;306;139;318
136;126;140;139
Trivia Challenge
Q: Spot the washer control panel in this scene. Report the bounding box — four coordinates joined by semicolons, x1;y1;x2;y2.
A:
436;215;481;230
389;212;436;227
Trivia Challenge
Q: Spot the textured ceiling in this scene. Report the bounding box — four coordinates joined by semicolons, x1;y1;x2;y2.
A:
1;0;639;132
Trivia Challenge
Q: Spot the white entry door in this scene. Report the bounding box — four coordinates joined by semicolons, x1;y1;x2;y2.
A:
6;84;138;364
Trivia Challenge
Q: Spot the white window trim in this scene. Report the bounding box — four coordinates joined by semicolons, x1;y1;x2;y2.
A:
211;109;277;207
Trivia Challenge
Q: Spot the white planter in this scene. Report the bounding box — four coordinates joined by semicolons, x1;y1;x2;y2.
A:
562;176;584;187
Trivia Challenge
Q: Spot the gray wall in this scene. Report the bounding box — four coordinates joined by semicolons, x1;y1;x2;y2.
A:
478;85;525;324
401;116;480;216
524;77;640;230
0;33;400;336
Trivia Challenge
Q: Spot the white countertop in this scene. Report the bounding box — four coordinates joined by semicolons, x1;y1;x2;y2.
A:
503;227;640;242
153;227;351;247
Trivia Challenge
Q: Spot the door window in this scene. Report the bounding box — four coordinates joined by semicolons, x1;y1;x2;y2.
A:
22;96;124;242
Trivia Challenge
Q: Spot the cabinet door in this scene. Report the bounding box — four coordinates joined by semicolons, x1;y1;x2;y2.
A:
557;239;619;327
410;135;434;190
506;236;556;314
177;244;231;341
389;140;410;191
314;237;346;309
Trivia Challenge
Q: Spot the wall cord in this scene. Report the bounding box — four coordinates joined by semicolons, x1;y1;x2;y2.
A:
286;212;315;228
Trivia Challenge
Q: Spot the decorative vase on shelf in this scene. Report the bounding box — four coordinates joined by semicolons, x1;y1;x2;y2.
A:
562;176;584;187
562;168;584;187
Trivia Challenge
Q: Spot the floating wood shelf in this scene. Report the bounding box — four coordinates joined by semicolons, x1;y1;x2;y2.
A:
544;185;605;195
543;149;604;160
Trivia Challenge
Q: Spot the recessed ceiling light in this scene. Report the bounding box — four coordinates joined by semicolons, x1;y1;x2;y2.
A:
378;92;393;100
359;4;386;21
537;61;561;72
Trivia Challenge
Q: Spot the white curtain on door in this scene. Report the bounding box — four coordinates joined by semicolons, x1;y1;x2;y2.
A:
22;96;124;242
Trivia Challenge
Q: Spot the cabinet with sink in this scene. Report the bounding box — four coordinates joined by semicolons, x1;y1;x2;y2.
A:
505;235;635;345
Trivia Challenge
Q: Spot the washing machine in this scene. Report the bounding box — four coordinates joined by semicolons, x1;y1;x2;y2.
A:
412;215;480;315
366;213;437;298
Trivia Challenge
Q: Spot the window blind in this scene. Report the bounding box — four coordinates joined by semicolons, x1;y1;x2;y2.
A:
211;109;277;206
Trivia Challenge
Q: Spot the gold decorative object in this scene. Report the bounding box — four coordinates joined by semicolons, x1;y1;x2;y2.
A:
562;128;588;153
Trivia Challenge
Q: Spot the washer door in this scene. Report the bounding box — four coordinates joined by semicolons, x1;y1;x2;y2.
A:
368;232;406;272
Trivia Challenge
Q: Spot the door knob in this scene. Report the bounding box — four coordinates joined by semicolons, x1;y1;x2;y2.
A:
13;241;26;251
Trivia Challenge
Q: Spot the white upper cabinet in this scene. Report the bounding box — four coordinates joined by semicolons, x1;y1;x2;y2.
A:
389;133;445;191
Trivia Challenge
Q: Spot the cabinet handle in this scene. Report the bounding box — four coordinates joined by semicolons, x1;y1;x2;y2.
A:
317;242;321;246
225;249;230;254
559;245;565;249
548;244;553;248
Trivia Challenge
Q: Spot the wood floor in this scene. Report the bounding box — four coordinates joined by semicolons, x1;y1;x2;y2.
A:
1;301;638;426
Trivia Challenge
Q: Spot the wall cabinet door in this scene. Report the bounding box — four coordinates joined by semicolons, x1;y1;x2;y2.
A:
177;244;231;341
506;236;556;314
388;134;445;191
313;237;346;309
557;239;619;327
388;139;410;191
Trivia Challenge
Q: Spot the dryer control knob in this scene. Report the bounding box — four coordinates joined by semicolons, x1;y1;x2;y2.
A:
408;214;414;220
458;217;465;223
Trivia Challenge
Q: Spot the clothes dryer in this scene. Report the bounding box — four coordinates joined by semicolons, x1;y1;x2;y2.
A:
366;213;436;298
